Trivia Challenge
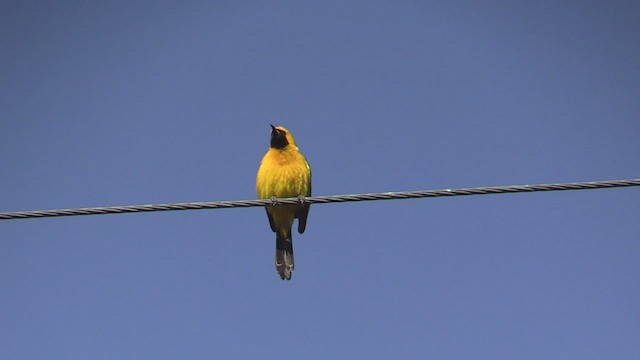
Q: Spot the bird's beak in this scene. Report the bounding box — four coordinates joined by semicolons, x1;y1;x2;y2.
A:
270;124;276;132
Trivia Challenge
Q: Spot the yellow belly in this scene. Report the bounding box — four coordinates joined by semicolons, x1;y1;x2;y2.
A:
256;148;311;199
256;147;311;237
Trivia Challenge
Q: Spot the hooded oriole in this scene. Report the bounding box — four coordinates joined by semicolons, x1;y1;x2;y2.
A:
256;125;312;280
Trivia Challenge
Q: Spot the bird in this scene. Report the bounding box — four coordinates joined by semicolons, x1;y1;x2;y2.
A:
256;125;312;280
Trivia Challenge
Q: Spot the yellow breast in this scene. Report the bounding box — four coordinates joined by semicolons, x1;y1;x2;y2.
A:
256;147;311;199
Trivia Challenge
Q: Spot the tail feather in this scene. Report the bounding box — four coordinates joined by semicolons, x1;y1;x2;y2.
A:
276;232;294;280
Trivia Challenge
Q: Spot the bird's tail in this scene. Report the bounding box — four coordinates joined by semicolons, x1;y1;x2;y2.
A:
276;231;294;280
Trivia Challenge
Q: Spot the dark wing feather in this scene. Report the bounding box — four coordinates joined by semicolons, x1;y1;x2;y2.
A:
296;172;311;234
265;207;276;232
296;203;310;234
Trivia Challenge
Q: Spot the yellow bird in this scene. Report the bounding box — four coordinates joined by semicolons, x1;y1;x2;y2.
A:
256;125;312;280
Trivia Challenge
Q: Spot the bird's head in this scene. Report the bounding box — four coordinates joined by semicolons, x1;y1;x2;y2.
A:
270;124;297;149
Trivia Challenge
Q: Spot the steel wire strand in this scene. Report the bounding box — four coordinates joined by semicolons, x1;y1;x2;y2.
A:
1;178;638;220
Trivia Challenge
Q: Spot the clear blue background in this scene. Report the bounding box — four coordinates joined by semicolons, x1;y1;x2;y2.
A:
2;1;639;359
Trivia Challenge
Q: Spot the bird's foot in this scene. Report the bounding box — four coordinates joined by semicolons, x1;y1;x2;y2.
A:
297;195;306;205
269;196;278;206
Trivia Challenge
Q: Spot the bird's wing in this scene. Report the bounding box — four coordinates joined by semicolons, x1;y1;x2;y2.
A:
296;164;312;234
296;203;310;234
265;207;276;232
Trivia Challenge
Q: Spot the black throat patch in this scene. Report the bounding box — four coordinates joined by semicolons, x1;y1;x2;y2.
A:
270;129;289;149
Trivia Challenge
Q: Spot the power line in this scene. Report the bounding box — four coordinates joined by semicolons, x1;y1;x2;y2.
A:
1;178;638;220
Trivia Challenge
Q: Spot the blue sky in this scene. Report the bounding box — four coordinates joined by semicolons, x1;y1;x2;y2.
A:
1;1;639;359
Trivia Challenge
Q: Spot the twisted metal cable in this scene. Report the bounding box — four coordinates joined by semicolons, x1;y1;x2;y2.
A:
1;178;638;220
